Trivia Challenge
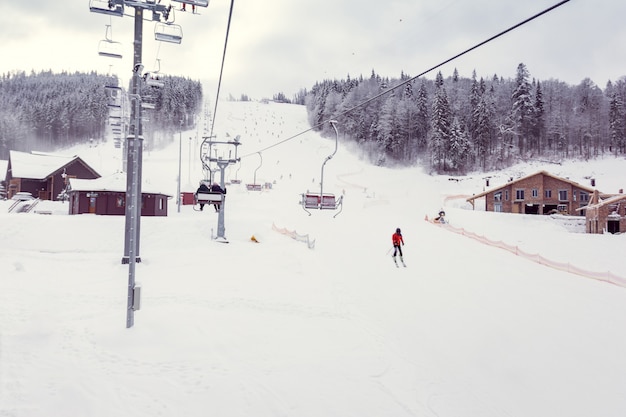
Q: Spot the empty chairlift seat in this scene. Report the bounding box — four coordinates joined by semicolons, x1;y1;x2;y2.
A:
98;40;123;59
154;23;183;44
89;0;124;17
301;193;343;216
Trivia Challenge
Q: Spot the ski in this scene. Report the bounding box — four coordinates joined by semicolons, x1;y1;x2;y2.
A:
392;257;406;268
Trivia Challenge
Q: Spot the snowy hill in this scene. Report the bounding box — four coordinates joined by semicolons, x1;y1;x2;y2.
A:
1;100;626;417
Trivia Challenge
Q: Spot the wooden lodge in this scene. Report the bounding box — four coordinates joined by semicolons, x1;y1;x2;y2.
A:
466;170;597;216
68;175;170;216
6;150;100;201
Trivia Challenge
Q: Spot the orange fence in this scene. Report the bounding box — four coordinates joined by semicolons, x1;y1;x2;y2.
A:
426;217;626;289
272;223;316;249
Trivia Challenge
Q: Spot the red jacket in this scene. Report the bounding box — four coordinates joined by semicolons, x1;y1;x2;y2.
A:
392;232;404;246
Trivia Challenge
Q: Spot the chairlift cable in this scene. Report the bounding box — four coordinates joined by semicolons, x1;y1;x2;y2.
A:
208;0;235;139
239;0;571;159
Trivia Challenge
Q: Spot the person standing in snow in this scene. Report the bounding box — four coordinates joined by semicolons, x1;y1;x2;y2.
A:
392;227;405;266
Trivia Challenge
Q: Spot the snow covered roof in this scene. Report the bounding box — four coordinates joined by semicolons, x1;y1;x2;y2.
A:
9;150;98;180
69;173;170;196
467;170;597;202
584;193;626;209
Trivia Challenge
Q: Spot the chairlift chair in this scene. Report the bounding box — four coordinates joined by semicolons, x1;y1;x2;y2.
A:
104;85;123;107
98;25;123;59
154;22;183;44
300;120;344;217
98;40;123;59
194;182;225;211
246;152;263;191
89;0;124;17
144;72;165;88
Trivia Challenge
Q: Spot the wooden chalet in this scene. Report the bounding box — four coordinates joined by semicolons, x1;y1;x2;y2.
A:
6;150;100;201
581;190;626;234
67;175;170;216
466;170;597;215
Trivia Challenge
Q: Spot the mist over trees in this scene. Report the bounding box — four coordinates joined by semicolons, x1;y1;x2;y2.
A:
2;66;625;175
305;64;626;173
0;70;202;160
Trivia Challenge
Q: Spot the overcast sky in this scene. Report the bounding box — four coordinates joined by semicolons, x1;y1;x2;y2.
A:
2;0;625;100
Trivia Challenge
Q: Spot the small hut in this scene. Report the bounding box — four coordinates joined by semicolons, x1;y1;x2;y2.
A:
68;174;170;216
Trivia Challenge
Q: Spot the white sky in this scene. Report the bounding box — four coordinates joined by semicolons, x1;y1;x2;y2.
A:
1;0;625;99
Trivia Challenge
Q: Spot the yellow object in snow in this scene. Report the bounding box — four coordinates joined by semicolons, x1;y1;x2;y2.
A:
250;235;259;243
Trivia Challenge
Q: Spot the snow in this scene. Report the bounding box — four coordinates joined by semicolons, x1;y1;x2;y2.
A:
8;150;83;180
2;101;626;417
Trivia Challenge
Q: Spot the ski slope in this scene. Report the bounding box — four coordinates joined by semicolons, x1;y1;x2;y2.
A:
1;100;626;417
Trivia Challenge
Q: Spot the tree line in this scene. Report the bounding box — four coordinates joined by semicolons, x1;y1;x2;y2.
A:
304;64;626;173
0;70;203;160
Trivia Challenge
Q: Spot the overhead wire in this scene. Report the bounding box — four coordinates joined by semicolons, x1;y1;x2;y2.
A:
208;0;235;139
239;0;571;159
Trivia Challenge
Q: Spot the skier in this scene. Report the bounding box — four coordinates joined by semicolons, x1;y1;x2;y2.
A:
210;182;226;212
392;227;406;267
195;181;210;211
434;210;446;224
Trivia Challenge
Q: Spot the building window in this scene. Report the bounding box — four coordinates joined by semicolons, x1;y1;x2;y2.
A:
580;191;589;202
532;188;539;198
557;204;567;213
558;190;568;201
515;189;525;200
573;190;577;201
159;198;163;210
504;190;509;201
116;196;125;208
545;189;552;198
494;203;502;212
494;191;502;202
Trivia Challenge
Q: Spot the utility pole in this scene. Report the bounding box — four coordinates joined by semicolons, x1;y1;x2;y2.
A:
90;0;208;328
201;136;241;243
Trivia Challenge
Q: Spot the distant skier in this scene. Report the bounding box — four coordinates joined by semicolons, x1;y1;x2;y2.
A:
392;227;406;267
434;210;446;224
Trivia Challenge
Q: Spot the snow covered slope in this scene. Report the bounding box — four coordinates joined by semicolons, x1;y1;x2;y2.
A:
1;101;626;417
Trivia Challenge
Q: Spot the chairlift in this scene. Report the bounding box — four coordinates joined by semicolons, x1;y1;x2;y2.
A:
300;120;344;217
193;180;225;211
246;152;263;191
89;0;124;17
230;161;242;184
143;72;165;88
143;59;166;88
104;84;123;107
154;22;183;44
170;0;210;8
98;25;123;59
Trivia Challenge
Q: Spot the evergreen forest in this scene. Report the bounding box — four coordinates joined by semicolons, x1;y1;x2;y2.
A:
0;70;202;160
2;65;626;175
305;64;626;173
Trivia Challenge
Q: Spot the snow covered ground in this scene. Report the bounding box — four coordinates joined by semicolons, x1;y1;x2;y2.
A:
1;101;626;417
